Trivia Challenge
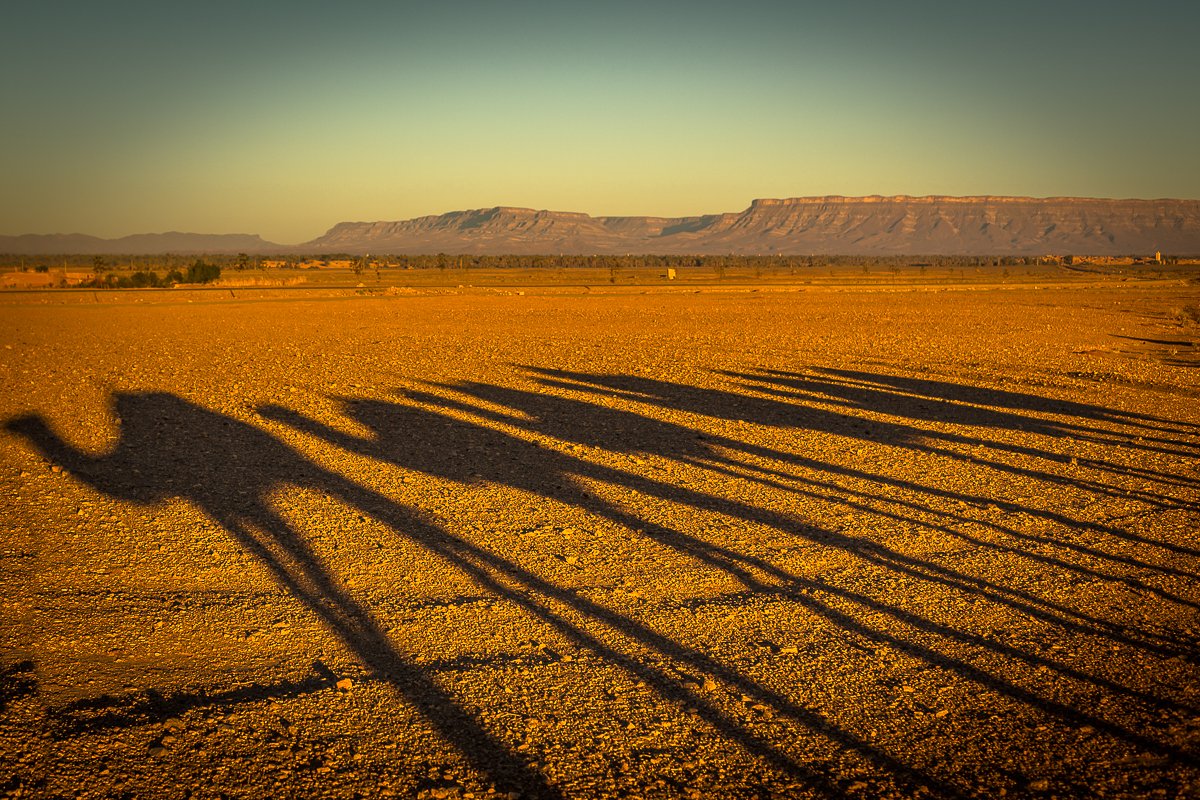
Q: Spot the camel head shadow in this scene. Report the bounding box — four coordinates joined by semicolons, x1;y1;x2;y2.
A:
6;392;319;513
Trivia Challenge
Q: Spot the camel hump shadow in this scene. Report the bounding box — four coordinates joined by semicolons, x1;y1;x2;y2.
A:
6;391;565;797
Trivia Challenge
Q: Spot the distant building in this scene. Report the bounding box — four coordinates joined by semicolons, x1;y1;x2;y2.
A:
1132;252;1166;266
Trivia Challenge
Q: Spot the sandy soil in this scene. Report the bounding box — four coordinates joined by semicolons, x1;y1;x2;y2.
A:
2;281;1199;799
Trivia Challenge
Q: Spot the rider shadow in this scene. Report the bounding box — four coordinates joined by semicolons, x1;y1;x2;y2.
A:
741;366;1200;462
529;365;1199;513
525;366;1200;552
262;386;1196;763
5;393;558;798
401;376;1200;643
11;384;1196;795
260;395;978;796
9;393;922;797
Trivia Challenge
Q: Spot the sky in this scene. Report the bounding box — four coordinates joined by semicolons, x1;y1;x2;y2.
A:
2;0;1198;243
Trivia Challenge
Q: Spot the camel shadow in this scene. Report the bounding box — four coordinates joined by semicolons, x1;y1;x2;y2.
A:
10;373;1199;796
5;394;558;798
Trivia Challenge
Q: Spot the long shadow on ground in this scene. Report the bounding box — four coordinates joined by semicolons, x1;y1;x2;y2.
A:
7;366;1200;797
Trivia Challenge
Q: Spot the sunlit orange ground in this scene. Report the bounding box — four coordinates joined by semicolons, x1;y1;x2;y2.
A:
2;280;1199;799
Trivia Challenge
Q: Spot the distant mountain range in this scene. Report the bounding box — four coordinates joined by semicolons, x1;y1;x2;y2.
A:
0;231;280;256
6;197;1200;256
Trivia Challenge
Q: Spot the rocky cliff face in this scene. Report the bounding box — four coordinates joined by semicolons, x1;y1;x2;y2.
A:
305;196;1200;256
7;197;1197;256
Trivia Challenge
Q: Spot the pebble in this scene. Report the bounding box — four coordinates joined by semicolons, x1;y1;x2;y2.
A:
336;678;354;691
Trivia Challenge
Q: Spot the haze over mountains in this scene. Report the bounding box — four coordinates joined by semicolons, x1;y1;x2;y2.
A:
0;232;279;256
6;197;1200;256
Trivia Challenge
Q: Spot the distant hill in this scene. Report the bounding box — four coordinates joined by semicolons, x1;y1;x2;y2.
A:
0;232;281;256
6;197;1199;256
303;196;1200;256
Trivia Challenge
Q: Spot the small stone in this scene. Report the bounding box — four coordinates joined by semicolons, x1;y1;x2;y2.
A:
1028;779;1050;791
779;646;798;655
901;685;916;693
934;709;949;718
336;678;354;691
564;556;578;565
702;678;718;693
163;717;184;731
148;746;166;757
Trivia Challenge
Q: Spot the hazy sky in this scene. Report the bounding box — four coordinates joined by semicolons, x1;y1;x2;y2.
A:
3;1;1198;242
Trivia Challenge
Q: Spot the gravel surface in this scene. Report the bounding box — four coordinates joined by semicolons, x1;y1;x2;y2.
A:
2;282;1199;799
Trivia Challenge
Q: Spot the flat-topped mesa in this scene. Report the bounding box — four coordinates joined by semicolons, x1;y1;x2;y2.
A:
483;206;595;220
748;196;998;208
748;195;1192;208
298;196;1200;255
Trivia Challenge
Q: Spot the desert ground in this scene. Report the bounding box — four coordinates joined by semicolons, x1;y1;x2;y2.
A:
2;276;1199;799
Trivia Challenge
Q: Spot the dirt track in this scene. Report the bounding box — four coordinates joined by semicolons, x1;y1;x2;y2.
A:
2;283;1199;799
